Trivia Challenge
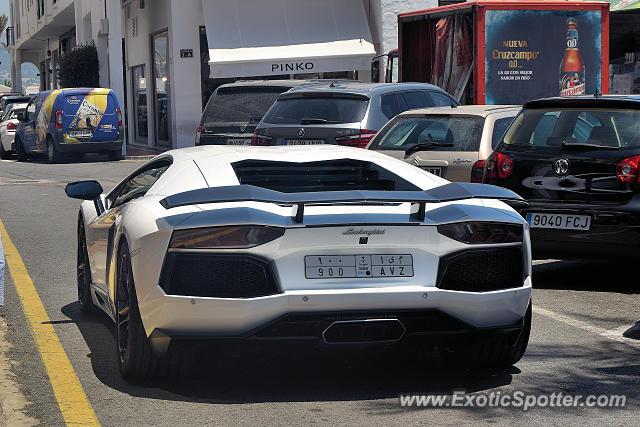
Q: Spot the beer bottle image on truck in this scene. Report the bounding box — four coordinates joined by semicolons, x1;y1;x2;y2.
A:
560;17;586;96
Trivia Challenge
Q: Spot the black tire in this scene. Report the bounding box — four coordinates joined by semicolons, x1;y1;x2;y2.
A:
439;302;532;369
0;142;10;160
15;136;27;162
46;137;64;163
108;150;124;161
116;240;183;380
77;218;97;314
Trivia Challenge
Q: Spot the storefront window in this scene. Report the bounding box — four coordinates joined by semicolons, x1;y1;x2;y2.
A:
132;65;147;142
152;31;170;147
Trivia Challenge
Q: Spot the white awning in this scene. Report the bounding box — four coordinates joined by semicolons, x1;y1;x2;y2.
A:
202;0;376;78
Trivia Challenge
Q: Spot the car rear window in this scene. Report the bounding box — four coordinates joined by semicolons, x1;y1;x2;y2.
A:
370;115;485;151
232;159;421;192
503;108;640;148
262;96;369;125
202;87;288;124
491;117;516;148
7;107;25;120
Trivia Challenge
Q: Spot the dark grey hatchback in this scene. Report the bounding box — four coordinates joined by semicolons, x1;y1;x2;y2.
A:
196;80;320;146
252;82;457;148
484;95;640;259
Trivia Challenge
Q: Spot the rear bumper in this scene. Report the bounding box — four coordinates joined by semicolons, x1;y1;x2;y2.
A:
56;140;123;154
519;202;640;258
199;133;253;146
138;280;532;340
1;132;15;151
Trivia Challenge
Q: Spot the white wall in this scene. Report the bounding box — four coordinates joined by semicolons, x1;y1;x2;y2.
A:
168;1;204;149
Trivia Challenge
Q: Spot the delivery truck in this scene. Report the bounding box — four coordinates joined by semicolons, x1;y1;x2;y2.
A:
389;1;609;104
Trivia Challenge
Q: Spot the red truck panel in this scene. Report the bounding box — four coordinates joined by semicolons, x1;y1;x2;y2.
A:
398;1;609;104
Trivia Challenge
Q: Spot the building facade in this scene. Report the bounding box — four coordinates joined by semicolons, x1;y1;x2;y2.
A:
8;0;438;152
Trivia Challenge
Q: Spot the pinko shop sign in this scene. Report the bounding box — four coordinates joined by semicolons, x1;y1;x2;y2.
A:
271;62;315;72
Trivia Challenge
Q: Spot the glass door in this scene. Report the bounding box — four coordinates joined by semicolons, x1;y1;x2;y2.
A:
152;31;170;147
131;65;148;142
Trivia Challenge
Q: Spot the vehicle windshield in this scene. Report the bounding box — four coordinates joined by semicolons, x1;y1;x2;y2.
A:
202;87;289;125
262;96;369;125
370;115;485;151
502;108;640;148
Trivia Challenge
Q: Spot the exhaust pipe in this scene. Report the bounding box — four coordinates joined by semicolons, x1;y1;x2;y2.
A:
322;318;406;344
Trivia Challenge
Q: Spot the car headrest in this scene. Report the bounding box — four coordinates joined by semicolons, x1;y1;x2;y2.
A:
585;126;618;147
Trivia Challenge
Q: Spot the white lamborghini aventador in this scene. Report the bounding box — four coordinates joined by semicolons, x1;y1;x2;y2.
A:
65;145;532;380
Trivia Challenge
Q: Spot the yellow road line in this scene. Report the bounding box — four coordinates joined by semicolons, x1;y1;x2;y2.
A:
0;219;100;426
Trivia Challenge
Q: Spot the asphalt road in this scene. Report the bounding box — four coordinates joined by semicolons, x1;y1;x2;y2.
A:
0;155;638;426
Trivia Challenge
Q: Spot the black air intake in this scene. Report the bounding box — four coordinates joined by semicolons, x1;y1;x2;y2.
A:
159;253;280;298
437;247;523;292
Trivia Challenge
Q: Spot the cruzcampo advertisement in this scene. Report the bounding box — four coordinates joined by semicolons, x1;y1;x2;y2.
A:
485;9;602;104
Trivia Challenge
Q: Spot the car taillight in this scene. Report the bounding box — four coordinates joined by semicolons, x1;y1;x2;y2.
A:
116;108;123;127
483;151;514;180
6;122;16;130
471;160;486;183
616;155;640;183
438;222;523;244
55;110;63;129
335;129;377;148
195;125;203;146
169;226;285;249
251;131;272;146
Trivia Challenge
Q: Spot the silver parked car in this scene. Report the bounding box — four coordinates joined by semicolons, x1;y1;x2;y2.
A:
367;105;521;182
252;82;458;147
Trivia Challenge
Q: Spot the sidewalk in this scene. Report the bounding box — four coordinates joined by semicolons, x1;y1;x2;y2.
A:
124;143;167;160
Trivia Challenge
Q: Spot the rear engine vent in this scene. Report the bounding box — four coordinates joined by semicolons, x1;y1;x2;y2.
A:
437;247;523;292
231;159;421;193
159;254;280;298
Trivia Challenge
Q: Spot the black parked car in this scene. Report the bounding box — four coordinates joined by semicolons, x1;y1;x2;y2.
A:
484;95;640;259
196;80;329;146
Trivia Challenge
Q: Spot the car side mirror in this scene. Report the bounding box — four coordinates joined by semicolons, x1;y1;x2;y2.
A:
66;180;106;215
65;180;104;200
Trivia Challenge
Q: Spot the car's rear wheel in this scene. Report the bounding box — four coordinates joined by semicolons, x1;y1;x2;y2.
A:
15;137;27;161
0;142;10;159
47;137;63;163
116;240;183;380
439;302;531;369
77;218;96;314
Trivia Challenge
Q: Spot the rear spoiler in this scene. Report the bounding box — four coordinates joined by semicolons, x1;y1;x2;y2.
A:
159;183;524;223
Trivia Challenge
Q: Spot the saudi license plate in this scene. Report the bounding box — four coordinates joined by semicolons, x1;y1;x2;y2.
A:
68;130;93;138
305;255;414;279
526;213;591;230
227;138;251;146
284;139;324;145
422;167;442;177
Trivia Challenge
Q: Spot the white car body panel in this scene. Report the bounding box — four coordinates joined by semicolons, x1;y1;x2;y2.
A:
0;103;28;153
75;145;532;341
